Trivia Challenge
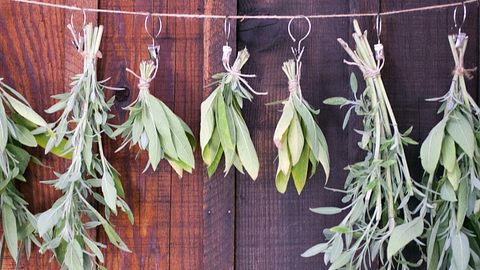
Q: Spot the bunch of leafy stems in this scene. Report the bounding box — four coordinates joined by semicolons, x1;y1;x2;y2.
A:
339;22;415;233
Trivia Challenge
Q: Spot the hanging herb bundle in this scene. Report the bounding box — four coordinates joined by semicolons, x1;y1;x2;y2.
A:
0;79;50;264
273;59;329;194
200;46;266;180
303;20;423;269
38;23;132;269
114;60;195;176
420;34;480;270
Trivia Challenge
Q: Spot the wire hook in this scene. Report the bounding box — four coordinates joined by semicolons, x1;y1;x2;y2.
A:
453;0;467;35
288;16;311;62
145;13;162;60
224;16;231;45
375;14;382;44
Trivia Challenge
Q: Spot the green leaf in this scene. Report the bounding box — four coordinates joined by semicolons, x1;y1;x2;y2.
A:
420;119;446;174
149;97;177;160
2;204;18;262
142;110;161;170
457;179;468;231
14;124;37;147
63;240;84;270
309;207;342;215
329;250;353;270
163;105;195;168
315;124;330;181
452;231;470;270
293;96;319;158
301;243;329;257
350;72;358;95
101;172;117;212
440;182;457;202
216;93;234;150
232;109;259;180
83;236;104;263
387;217;424;259
277;136;290;175
288;113;304;165
200;90;218;152
441;135;456;172
0;102;8;151
4;92;48;127
292;145;309;195
323;97;349;106
37;205;62;236
273;100;294;147
446;112;475;158
207;146;223;177
275;169;290;194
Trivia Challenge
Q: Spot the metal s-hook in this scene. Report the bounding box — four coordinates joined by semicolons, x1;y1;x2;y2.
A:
374;7;384;62
453;1;467;47
145;13;162;61
288;16;311;62
224;16;231;46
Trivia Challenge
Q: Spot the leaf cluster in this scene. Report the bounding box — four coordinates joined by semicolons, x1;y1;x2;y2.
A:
114;60;195;176
273;59;330;194
37;23;132;270
420;35;480;270
200;47;262;180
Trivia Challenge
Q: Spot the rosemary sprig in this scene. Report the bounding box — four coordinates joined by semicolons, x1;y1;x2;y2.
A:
304;20;423;269
273;59;329;194
114;60;195;175
420;34;480;270
0;79;46;265
38;23;132;270
200;46;266;180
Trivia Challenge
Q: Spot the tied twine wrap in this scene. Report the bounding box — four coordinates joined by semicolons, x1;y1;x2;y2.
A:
126;60;158;94
453;57;477;80
288;62;302;94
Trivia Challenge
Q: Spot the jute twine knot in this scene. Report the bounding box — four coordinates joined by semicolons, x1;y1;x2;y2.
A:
362;67;381;79
138;78;151;90
453;64;477;80
288;79;299;93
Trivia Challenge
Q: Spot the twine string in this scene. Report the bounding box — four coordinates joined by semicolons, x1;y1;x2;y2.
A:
13;0;479;20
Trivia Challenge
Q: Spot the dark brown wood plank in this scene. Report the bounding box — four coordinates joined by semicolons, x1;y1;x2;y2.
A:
235;1;351;269
202;1;237;270
168;0;204;269
97;0;172;269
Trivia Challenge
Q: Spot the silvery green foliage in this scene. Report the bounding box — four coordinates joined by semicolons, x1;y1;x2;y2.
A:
273;60;329;195
38;24;132;270
200;47;265;180
114;60;195;176
420;35;480;270
0;79;45;265
304;20;424;270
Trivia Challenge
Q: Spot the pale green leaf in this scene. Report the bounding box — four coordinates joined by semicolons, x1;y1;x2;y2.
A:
2;204;18;262
387;217;424;259
446;112;474;158
273;100;294;147
288;113;304;165
452;231;470;270
101;172;117;212
420;119;446;174
200;90;218;151
216;93;234;150
292;145;309;195
233;109;259;180
4;92;48;127
275;168;290;194
63;240;84;270
441;135;456;172
309;207;342;215
301;243;329;257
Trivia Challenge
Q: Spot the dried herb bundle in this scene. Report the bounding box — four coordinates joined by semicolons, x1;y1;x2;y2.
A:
38;23;132;269
0;79;49;264
114;60;195;176
304;20;423;269
200;46;266;180
420;35;480;270
273;59;329;194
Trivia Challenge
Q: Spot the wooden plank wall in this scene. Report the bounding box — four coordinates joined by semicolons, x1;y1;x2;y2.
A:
0;0;478;269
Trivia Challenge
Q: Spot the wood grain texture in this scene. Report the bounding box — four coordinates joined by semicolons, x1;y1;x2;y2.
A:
236;1;350;269
202;1;237;270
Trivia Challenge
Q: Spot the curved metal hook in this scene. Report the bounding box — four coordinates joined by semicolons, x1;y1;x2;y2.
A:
288;16;311;61
224;16;231;45
375;14;382;43
145;13;162;60
70;9;86;31
453;1;467;35
145;13;162;43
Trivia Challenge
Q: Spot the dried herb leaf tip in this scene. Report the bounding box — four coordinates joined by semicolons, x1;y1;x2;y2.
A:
39;23;132;270
305;20;423;269
420;34;480;270
200;46;266;180
273;60;330;194
114;60;195;176
0;79;47;264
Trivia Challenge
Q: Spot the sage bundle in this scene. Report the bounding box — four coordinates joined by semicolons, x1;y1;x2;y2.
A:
114;60;195;176
200;46;266;180
304;20;423;269
420;34;480;270
0;79;49;264
273;59;329;194
38;23;132;269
